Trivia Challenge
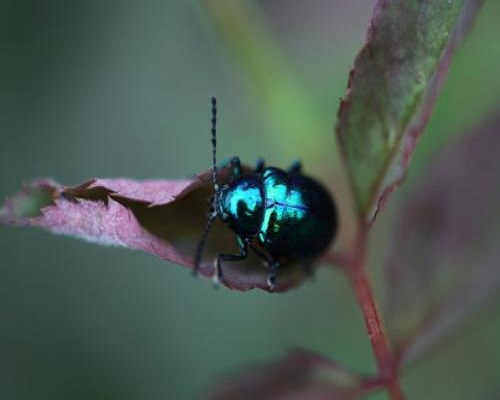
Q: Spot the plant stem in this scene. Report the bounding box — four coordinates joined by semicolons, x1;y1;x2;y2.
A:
346;228;405;400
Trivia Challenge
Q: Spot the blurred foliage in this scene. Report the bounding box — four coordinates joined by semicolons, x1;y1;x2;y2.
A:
1;1;499;399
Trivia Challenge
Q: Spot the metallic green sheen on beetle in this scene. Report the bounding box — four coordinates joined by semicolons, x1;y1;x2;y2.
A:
194;98;338;291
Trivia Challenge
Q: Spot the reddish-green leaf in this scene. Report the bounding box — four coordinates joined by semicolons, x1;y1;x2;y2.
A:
0;171;308;292
383;111;500;364
336;0;483;223
207;349;366;400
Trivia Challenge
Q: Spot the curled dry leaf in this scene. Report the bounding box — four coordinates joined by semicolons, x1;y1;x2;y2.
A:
336;0;483;223
207;349;367;400
383;111;500;365
0;169;308;292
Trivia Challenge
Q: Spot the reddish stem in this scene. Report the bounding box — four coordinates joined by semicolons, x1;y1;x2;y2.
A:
344;228;405;400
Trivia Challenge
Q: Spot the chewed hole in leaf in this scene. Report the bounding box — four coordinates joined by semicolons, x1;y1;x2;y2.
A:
0;180;58;224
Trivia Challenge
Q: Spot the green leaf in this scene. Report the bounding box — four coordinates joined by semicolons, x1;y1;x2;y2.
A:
336;0;483;223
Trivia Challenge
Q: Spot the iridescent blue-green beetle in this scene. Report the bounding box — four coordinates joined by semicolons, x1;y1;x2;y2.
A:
194;97;338;291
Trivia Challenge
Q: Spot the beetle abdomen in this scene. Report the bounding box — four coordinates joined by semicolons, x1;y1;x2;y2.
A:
258;168;337;259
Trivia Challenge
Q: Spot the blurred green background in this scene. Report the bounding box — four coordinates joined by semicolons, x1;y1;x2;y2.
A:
1;1;500;399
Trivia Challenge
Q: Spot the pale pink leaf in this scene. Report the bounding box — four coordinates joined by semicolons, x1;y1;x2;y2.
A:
1;170;309;292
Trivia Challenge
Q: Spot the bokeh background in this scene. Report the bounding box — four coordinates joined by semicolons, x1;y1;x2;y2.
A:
1;1;500;399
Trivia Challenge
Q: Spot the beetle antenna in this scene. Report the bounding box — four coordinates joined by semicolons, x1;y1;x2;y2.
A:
193;97;219;276
193;209;217;276
211;97;219;192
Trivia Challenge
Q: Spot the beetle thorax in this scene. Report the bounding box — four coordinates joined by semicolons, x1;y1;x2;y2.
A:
216;175;264;237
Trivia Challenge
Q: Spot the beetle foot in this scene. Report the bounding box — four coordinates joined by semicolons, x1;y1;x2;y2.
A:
212;258;224;289
266;261;279;292
266;274;276;292
212;274;221;289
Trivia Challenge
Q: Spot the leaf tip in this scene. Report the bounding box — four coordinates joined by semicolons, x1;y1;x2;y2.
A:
1;179;59;226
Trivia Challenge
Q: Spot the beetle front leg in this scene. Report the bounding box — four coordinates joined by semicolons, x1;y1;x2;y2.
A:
223;156;242;179
254;158;265;173
213;235;248;287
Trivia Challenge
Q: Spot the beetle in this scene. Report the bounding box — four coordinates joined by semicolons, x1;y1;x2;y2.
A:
193;97;338;291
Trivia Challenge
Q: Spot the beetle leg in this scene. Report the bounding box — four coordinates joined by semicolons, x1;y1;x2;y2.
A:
249;242;271;264
224;156;242;179
266;261;280;292
288;160;302;174
213;235;248;287
254;158;265;173
247;240;282;291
